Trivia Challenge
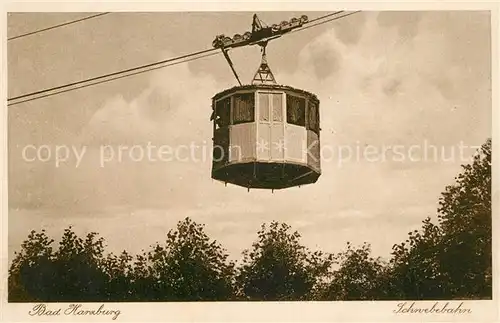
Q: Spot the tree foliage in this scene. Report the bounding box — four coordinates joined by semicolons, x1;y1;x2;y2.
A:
437;138;492;298
236;222;332;301
320;242;388;300
388;139;492;299
9;230;54;302
9;218;235;302
9;227;109;301
389;218;445;299
130;217;235;301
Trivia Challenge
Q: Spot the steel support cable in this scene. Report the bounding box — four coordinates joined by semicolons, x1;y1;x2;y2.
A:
290;11;361;34
8;12;111;41
8;48;219;103
8;11;361;106
8;51;220;106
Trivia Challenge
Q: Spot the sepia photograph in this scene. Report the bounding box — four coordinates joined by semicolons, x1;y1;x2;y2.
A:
2;4;498;322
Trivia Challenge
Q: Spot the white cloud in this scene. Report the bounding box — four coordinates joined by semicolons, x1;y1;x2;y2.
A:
80;55;218;146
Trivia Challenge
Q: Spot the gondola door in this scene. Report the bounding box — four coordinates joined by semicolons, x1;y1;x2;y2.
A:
257;91;285;161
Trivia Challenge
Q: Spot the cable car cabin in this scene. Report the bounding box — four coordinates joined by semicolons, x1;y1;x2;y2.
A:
211;84;321;190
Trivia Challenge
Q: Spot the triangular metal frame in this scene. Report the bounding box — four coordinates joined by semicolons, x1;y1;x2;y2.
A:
252;44;277;85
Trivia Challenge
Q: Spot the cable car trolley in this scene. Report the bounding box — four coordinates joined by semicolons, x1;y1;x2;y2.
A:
210;14;321;191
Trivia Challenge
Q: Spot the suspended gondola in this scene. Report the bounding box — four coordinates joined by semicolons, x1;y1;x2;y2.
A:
210;14;321;191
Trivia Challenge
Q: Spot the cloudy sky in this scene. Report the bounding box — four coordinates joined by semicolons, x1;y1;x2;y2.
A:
7;11;491;262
